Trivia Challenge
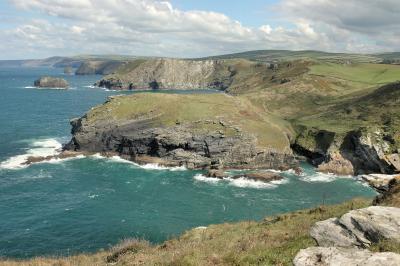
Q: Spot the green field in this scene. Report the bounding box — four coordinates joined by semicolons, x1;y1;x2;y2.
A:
309;62;400;85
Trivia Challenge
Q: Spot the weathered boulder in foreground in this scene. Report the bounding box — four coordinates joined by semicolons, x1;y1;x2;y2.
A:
310;206;400;248
65;93;297;170
293;247;400;266
310;218;360;247
34;76;69;88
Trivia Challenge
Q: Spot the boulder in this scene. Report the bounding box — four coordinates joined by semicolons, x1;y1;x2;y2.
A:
310;206;400;248
293;247;400;266
34;76;69;88
310;218;360;247
206;169;227;179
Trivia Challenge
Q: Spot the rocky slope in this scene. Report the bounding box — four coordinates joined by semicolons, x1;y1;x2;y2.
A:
64;93;297;170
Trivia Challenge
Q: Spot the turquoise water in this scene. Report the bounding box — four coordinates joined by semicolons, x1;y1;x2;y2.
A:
0;67;376;258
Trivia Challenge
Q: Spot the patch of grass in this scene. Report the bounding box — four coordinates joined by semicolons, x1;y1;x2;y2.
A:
309;62;400;85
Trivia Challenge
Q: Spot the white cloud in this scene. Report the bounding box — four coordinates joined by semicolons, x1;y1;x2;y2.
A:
1;0;399;59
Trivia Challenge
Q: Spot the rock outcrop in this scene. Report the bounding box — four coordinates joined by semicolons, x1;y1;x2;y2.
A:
292;127;400;176
64;93;297;170
293;247;400;266
310;206;400;248
362;174;400;192
34;76;69;88
95;58;234;90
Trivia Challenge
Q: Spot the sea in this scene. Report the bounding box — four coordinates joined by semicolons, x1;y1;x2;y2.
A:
0;67;376;258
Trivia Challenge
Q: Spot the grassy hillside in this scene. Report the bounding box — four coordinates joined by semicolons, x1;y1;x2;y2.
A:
309;62;400;85
85;93;294;150
203;50;381;64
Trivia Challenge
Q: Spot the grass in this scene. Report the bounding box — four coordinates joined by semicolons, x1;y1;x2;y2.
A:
85;93;293;151
309;62;400;85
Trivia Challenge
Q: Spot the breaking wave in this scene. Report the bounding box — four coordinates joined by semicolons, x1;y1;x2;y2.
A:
0;138;63;170
193;174;288;189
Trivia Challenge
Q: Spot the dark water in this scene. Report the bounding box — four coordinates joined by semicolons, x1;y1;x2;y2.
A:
0;67;376;258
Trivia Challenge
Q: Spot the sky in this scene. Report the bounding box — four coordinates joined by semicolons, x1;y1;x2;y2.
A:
0;0;399;59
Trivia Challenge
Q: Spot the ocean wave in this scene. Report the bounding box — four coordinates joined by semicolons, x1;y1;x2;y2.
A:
193;174;288;189
0;138;63;170
139;163;187;171
193;174;221;184
91;154;187;171
299;172;352;183
23;86;37;89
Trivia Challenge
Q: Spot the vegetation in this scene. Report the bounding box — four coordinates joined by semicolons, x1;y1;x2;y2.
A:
86;93;294;150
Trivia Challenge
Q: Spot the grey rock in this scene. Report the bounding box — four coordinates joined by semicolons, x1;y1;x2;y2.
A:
293;247;400;266
34;76;69;88
310;206;400;248
310;218;360;247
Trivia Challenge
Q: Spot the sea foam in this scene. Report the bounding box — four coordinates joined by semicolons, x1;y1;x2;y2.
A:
193;174;288;189
0;138;63;170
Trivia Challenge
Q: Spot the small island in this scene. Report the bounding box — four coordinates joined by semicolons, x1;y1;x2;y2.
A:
34;76;69;89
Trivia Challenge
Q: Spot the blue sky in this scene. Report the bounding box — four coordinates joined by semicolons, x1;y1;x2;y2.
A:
0;0;399;59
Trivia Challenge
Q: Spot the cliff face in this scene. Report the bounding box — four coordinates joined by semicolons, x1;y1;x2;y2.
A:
95;58;233;90
293;127;400;175
65;93;297;170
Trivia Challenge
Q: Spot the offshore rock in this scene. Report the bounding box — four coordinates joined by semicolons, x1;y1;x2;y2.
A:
34;76;69;88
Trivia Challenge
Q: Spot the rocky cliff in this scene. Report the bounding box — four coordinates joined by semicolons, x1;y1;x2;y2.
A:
95;58;309;92
292;82;400;175
64;93;297;170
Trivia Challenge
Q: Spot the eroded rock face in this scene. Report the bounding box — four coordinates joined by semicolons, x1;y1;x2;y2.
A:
310;206;400;248
65;118;296;170
293;127;400;175
293;247;400;266
96;58;234;90
34;76;69;88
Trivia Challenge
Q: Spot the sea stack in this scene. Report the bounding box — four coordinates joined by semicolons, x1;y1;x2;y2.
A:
34;76;69;89
64;66;74;75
